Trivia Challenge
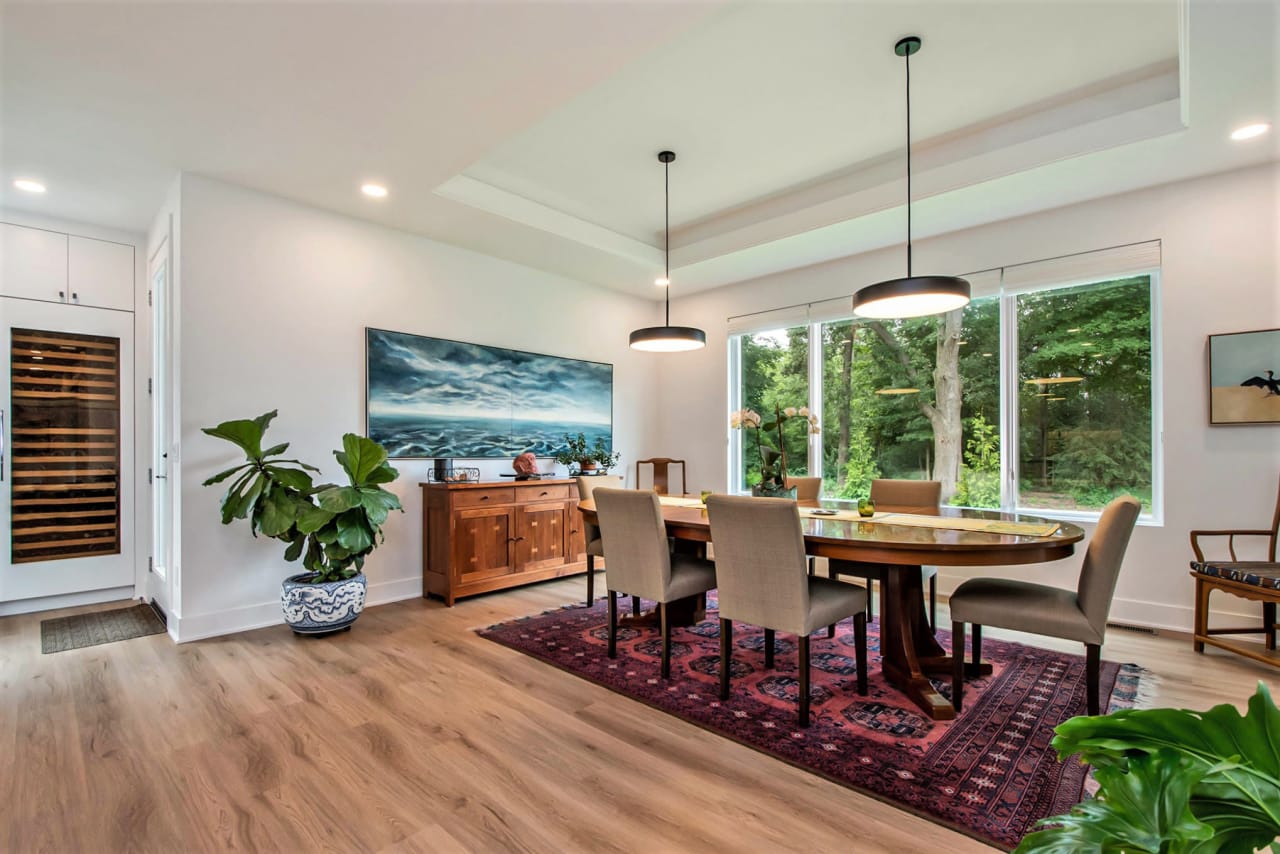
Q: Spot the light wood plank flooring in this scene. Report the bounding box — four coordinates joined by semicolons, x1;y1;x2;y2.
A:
2;577;1273;853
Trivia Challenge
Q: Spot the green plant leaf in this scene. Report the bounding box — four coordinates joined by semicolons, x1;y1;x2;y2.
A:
358;487;402;526
266;466;314;492
335;509;374;553
316;485;362;513
202;463;252;486
283;533;306;562
295;503;335;535
364;462;398;485
201;410;276;460
258;486;298;538
1016;750;1214;853
261;442;290;458
1053;682;1280;830
336;434;388;485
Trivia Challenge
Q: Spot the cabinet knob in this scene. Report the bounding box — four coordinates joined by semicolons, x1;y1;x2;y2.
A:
480;495;490;501
58;290;65;302
71;292;79;303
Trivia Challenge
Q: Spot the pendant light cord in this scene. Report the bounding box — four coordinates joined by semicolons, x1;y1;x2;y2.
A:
664;157;671;326
905;46;913;278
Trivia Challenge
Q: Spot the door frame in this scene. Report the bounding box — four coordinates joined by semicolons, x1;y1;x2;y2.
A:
144;224;177;621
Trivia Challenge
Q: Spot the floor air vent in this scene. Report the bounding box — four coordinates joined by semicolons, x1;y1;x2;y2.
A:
1106;622;1157;635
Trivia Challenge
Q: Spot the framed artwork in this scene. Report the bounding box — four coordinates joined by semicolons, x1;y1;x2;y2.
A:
1208;327;1280;425
365;328;613;458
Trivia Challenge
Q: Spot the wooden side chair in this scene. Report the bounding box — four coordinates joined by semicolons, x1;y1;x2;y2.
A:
950;495;1141;716
593;488;716;679
829;479;943;627
575;474;624;605
706;494;868;727
636;458;687;496
1188;474;1280;665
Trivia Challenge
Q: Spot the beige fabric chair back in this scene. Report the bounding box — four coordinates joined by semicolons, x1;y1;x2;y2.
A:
593;488;672;601
870;479;942;513
577;475;624;545
706;495;810;636
1075;495;1141;640
784;476;823;507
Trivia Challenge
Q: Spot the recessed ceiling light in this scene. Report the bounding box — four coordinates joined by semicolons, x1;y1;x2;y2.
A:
1230;123;1270;141
361;183;388;198
654;276;670;287
14;178;46;193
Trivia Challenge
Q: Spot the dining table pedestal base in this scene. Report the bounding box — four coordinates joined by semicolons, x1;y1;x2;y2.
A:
834;559;991;722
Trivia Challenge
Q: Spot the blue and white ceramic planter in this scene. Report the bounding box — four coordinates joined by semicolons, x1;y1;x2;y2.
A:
281;572;367;634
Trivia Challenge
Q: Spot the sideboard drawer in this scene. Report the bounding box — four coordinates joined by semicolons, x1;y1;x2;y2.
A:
451;487;516;508
517;484;570;503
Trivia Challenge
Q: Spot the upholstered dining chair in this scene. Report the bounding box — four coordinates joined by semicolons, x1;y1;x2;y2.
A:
830;479;943;626
636;458;687;496
576;475;624;606
706;494;868;727
950;495;1141;716
593;488;717;679
784;476;824;575
784;476;823;507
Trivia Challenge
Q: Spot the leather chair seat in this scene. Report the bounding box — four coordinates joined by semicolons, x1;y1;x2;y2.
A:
950;577;1100;645
806;576;869;636
666;554;718;602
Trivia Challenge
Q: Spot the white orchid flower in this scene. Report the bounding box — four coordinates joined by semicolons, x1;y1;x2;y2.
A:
799;406;810;417
783;407;797;417
729;410;742;429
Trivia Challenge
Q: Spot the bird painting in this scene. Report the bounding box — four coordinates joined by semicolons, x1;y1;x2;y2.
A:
1241;370;1280;396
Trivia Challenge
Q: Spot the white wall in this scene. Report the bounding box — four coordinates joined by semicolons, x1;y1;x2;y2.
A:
658;162;1280;632
173;175;662;640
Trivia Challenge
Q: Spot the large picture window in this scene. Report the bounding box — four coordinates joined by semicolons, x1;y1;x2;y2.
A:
729;247;1161;521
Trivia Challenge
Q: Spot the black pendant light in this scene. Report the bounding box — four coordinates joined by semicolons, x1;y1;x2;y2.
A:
630;151;707;352
852;36;970;319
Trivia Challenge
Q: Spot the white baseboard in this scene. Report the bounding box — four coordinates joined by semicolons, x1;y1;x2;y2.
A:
172;576;423;642
0;585;136;617
934;572;1260;635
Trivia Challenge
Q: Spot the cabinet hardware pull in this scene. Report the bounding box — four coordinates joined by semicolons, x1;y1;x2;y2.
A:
72;292;79;303
58;290;65;302
480;495;489;501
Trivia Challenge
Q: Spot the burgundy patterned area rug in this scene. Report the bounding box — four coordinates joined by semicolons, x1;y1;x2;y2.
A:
477;595;1147;850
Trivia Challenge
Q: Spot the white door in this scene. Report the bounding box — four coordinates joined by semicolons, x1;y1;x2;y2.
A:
148;239;173;610
1;297;135;606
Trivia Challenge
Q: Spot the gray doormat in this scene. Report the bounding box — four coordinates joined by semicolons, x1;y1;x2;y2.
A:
41;603;166;654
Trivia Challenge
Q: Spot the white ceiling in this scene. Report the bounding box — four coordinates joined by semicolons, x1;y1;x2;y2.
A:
2;0;1277;300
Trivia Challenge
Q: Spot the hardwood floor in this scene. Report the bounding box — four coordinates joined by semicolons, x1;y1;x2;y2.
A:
2;577;1273;853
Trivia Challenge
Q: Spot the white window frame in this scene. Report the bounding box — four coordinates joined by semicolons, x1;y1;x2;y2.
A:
727;267;1163;524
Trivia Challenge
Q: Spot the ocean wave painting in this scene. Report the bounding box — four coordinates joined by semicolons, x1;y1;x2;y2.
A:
366;329;613;459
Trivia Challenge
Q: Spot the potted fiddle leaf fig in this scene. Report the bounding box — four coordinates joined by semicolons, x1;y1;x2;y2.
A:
202;410;403;635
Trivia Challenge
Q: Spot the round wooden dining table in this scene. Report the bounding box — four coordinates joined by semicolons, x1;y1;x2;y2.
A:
579;497;1084;722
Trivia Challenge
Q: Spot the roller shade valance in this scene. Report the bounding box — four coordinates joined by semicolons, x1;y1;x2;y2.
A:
1000;240;1161;294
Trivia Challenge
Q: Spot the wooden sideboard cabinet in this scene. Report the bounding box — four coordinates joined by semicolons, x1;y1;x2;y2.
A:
422;479;588;605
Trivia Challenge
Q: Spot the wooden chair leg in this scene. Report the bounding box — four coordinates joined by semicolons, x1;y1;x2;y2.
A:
854;612;868;695
660;602;672;680
607;591;618;659
1193;576;1208;653
827;622;836;638
1264;601;1277;652
867;580;875;619
1086;643;1101;716
798;634;811;728
972;623;982;667
807;556;816;576
632;596;641;618
586;554;595;605
951;621;965;711
763;628;775;669
719;618;733;700
928;574;937;631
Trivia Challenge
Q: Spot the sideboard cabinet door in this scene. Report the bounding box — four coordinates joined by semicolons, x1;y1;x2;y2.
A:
453;506;515;585
68;236;134;311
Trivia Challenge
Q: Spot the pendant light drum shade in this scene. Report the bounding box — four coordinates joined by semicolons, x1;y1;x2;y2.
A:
852;274;970;319
851;36;970;319
630;151;706;352
629;325;707;351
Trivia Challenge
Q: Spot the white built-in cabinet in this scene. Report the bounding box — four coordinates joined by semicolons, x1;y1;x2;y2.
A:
0;222;134;311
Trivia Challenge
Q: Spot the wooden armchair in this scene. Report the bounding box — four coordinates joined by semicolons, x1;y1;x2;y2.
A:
1189;474;1280;665
636;458;687;496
